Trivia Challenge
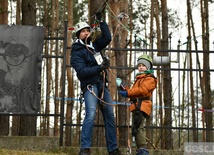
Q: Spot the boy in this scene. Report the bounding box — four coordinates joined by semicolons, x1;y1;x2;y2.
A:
118;54;157;155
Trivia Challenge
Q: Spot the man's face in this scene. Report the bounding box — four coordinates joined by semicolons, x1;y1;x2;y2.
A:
79;28;90;40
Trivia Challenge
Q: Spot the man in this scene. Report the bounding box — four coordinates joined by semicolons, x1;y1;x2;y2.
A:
70;12;121;155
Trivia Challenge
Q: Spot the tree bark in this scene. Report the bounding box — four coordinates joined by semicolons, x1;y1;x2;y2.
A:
65;0;74;146
0;0;8;24
16;0;21;25
19;0;37;136
160;0;173;149
0;0;9;136
109;0;129;147
186;0;198;142
54;0;60;138
201;0;213;142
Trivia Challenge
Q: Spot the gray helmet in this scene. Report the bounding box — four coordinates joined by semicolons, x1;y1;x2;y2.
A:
74;22;90;33
137;54;153;69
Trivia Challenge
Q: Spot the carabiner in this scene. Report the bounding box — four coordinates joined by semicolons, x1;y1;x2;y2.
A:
117;12;129;21
87;84;93;93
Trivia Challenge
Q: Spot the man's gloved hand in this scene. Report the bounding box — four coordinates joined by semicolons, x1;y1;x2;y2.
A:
100;57;110;70
119;90;128;97
95;12;103;21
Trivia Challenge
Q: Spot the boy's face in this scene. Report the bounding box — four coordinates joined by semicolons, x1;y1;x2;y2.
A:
138;63;147;72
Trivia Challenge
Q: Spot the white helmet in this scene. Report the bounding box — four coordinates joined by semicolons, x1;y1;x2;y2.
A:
74;22;90;33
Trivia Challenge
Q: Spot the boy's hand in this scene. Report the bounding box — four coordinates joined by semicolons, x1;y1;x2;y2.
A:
119;90;128;97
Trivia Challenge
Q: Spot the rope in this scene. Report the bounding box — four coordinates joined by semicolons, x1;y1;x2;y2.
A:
86;84;125;106
126;105;132;155
85;27;97;54
106;3;149;46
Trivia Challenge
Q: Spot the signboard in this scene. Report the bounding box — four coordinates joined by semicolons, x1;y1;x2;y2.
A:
0;25;44;113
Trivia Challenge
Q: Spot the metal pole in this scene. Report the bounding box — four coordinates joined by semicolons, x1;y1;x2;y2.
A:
60;21;68;146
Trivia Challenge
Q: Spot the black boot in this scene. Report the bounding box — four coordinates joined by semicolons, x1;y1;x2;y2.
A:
136;148;149;155
109;148;122;155
78;148;91;155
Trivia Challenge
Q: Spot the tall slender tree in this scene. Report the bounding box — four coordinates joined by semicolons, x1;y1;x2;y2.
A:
186;0;198;142
153;0;163;148
0;0;9;136
54;0;60;138
65;0;74;146
109;0;129;147
16;0;21;25
200;0;213;142
160;0;173;149
19;0;37;136
0;0;8;24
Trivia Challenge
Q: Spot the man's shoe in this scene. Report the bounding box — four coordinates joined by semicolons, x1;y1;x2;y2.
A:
109;148;122;155
136;148;149;155
78;148;91;155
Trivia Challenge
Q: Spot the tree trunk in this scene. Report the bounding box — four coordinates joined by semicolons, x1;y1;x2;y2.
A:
0;0;8;24
153;0;163;148
109;0;129;147
201;0;213;142
40;0;48;136
22;0;36;25
146;0;155;149
65;0;74;146
16;0;21;25
0;0;9;136
19;0;37;136
186;0;198;142
54;0;60;138
160;0;173;149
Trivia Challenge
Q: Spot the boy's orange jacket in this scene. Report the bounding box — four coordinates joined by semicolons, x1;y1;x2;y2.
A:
126;73;157;116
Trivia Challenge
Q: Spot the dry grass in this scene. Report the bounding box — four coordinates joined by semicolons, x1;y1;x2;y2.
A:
0;149;67;155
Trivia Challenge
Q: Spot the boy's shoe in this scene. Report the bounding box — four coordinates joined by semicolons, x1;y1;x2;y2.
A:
109;148;122;155
78;148;91;155
136;148;149;155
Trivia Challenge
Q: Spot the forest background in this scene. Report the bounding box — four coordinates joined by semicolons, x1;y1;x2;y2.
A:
0;0;213;151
